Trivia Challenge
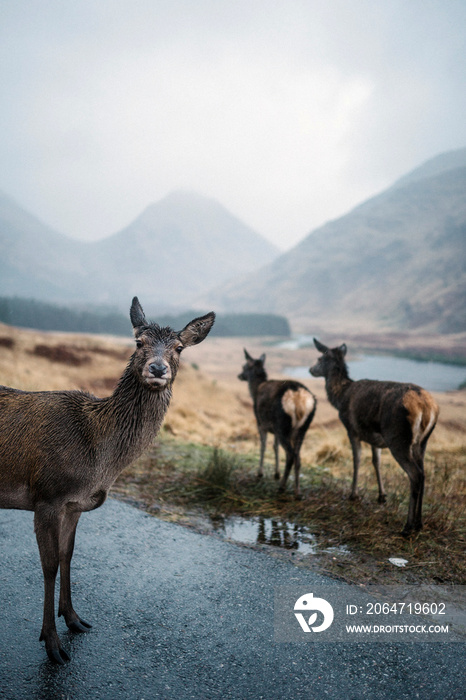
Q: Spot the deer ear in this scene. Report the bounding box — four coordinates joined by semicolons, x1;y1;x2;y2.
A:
130;297;147;331
244;348;253;361
339;343;347;356
259;353;266;364
178;312;215;347
313;338;328;353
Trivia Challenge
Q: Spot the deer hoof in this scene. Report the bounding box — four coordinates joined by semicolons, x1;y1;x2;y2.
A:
401;527;414;538
349;493;360;502
274;473;280;480
378;494;387;504
68;618;92;633
401;522;422;538
47;646;70;665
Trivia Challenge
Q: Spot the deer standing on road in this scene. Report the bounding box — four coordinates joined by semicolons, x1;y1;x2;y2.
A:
238;349;316;498
0;298;215;664
309;339;439;535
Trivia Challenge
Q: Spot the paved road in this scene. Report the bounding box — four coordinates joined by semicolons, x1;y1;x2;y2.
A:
0;499;463;699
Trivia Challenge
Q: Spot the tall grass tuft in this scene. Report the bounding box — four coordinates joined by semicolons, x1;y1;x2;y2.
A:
196;447;238;498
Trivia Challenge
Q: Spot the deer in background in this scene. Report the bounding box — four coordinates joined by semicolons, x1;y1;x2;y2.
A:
238;349;316;498
0;298;215;664
309;339;439;536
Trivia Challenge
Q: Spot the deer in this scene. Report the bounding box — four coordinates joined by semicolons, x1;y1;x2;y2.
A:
0;297;215;664
309;339;439;536
238;349;316;498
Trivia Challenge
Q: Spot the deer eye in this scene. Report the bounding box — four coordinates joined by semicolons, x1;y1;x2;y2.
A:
136;339;143;349
176;345;183;354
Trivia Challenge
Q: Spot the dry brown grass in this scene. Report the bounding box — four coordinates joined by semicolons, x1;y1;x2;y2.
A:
1;324;465;584
0;322;132;393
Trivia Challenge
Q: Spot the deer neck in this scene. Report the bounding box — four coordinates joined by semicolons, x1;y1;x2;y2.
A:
247;372;267;403
95;362;172;476
325;365;352;410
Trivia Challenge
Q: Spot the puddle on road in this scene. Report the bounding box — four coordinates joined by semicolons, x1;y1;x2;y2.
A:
210;515;350;557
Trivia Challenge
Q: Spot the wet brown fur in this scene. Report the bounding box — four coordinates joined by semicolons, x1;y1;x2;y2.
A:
0;298;215;664
282;387;316;429
403;389;439;445
310;339;438;535
239;350;316;497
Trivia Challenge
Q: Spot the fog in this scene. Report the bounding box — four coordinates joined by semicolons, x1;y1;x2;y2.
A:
0;0;465;249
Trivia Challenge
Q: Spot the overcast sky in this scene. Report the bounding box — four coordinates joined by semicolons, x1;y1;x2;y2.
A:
0;0;465;250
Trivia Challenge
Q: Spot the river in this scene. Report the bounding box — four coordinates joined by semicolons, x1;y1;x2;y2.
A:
283;351;466;392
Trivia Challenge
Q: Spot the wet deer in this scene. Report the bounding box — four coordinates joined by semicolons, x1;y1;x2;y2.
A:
309;339;439;535
0;298;215;664
238;349;316;498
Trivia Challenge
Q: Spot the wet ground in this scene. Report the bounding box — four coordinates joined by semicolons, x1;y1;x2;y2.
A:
0;498;464;699
209;513;350;557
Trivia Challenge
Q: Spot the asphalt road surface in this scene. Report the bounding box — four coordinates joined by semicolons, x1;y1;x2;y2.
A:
0;499;464;700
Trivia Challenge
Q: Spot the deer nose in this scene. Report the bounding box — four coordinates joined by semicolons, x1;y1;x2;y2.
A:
149;362;167;378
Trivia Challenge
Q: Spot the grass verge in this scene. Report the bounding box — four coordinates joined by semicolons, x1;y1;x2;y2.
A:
112;434;466;586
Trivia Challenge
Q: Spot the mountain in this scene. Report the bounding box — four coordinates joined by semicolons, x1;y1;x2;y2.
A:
205;149;466;334
0;191;89;301
0;190;278;311
391;148;466;189
90;191;278;306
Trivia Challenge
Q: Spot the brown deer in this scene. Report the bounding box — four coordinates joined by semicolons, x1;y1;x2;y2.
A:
238;349;316;498
309;339;439;535
0;298;215;664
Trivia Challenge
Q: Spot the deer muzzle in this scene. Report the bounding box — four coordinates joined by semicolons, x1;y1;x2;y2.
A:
143;360;172;387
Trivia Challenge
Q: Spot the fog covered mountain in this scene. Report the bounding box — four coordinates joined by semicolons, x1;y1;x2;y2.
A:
2;149;465;333
0;190;279;311
203;148;466;334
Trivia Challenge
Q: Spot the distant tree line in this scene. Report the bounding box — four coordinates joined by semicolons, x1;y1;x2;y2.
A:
0;297;130;335
156;310;290;337
0;297;291;338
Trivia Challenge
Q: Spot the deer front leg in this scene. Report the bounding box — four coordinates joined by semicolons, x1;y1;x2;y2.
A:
273;434;280;479
371;446;386;503
58;510;92;634
349;434;361;500
34;506;70;664
257;428;267;478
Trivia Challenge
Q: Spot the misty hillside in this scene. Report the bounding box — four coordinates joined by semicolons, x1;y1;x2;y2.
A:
391;147;466;189
205;149;466;334
90;191;278;307
0;191;89;302
0;190;278;311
